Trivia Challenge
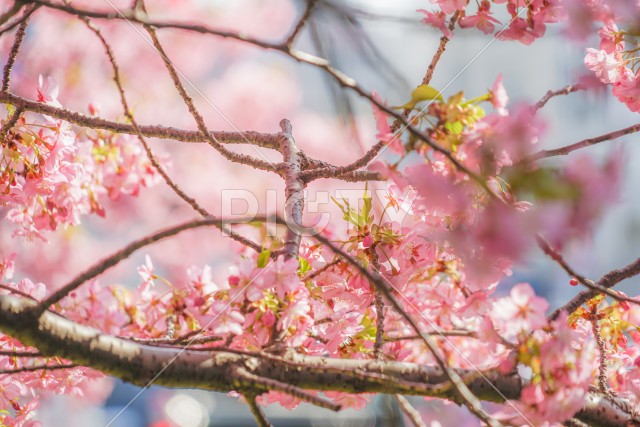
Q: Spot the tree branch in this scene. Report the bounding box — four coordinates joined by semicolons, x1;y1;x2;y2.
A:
0;363;77;374
394;395;427;427
36;216;263;313
549;253;640;322
1;9;29;93
286;0;316;47
0;91;283;150
527;122;640;162
279;119;304;260
26;0;494;196
244;393;273;427
533;83;584;112
77;13;262;253
142;18;278;173
0;4;38;37
0;293;632;425
537;235;640;321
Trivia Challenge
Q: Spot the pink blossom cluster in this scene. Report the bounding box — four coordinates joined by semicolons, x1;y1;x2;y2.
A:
418;0;562;44
584;21;640;112
371;75;622;283
419;0;640;47
0;78;162;240
0;254;111;427
490;286;597;425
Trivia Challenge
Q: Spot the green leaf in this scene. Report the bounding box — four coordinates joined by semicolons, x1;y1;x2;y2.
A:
4;103;15;116
401;84;444;109
444;121;464;135
362;183;372;226
505;167;580;201
298;257;311;275
257;249;271;268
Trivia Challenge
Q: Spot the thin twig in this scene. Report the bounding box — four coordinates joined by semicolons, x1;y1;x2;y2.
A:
384;330;476;342
2;12;29;93
286;0;316;47
244;393;273;427
394;395;427;427
303;258;341;281
422;11;459;87
0;107;22;142
142;21;277;173
550;256;640;321
0;4;38;38
538;236;640;321
77;14;262;253
0;1;23;27
36;216;266;313
29;0;493;196
527;122;640;162
27;0;284;50
0;363;77;374
588;307;610;395
0;283;38;301
234;366;341;411
0;350;41;357
533;83;584;112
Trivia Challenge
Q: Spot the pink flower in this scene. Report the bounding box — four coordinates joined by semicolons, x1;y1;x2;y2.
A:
36;75;60;106
404;163;467;215
459;1;500;35
584;48;625;84
417;9;453;39
324;391;370;410
599;22;624;53
261;257;300;299
612;72;640;112
0;254;16;281
187;264;228;293
492;283;549;337
137;255;156;292
430;0;467;15
489;74;508;116
323;310;364;353
205;301;244;335
371;94;403;154
497;18;545;45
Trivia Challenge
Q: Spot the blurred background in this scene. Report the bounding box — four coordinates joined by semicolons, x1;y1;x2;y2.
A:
3;0;639;425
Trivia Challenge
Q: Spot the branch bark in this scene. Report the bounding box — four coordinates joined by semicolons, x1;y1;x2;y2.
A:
279;119;305;260
0;294;632;426
0;91;283;150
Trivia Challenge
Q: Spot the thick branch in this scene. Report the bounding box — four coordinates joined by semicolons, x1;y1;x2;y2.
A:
0;293;518;398
0;294;632;425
